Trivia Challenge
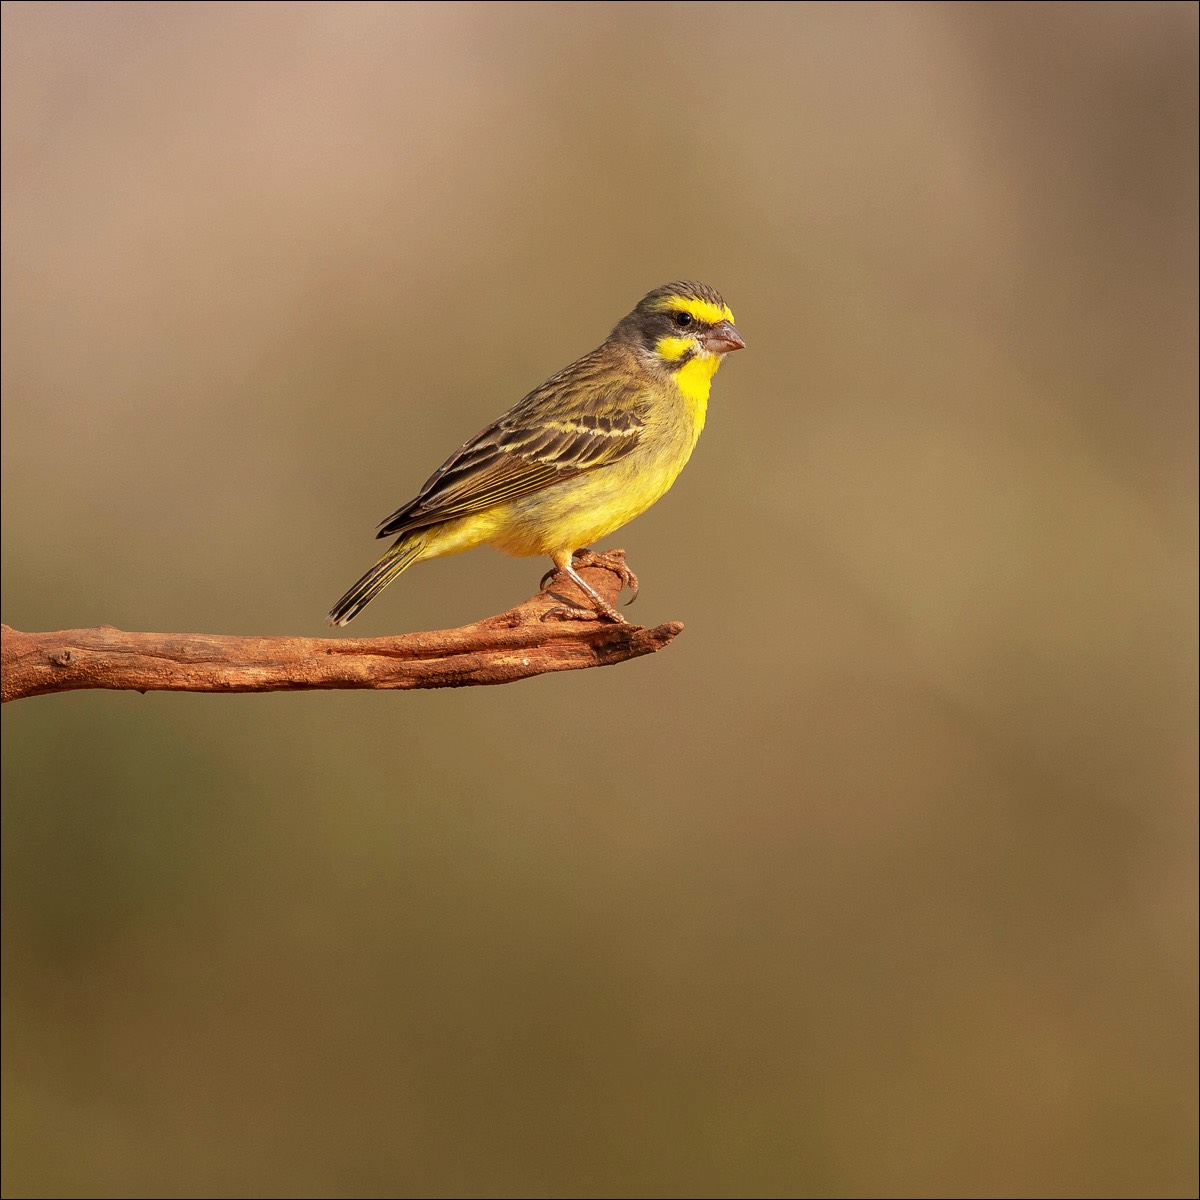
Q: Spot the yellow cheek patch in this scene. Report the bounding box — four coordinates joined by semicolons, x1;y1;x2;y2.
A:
653;294;736;326
655;334;695;361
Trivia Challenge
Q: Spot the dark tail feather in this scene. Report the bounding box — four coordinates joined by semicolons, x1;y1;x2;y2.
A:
326;537;423;627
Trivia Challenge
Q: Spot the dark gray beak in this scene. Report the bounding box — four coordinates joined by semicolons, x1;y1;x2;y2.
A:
701;320;746;354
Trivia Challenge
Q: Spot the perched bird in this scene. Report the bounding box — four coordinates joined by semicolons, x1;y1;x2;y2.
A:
326;281;744;627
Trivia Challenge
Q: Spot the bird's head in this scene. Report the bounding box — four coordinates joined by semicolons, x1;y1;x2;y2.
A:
613;281;745;373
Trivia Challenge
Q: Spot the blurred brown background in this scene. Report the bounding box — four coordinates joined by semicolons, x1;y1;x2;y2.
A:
2;3;1196;1196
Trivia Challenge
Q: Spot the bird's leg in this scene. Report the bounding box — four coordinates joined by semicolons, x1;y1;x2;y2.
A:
540;549;639;606
541;550;627;623
568;549;639;606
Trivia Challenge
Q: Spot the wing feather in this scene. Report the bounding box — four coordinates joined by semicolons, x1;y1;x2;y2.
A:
375;354;645;539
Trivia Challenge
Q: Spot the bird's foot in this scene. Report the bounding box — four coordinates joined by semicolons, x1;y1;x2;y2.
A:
539;549;633;624
539;549;639;607
542;601;627;624
570;549;639;606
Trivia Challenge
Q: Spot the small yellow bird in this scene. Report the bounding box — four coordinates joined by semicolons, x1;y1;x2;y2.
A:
326;281;744;627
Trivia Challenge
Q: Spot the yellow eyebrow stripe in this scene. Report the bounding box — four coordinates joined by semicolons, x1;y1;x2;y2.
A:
652;294;735;325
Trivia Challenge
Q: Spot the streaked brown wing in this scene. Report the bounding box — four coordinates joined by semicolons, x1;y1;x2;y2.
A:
376;385;644;539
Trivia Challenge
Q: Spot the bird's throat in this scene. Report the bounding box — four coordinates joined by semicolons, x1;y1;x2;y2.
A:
674;353;720;425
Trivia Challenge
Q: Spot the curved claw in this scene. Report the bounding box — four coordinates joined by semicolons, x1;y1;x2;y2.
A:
541;603;626;625
622;565;640;607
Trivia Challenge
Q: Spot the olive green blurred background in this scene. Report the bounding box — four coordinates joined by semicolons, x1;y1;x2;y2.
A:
2;3;1196;1196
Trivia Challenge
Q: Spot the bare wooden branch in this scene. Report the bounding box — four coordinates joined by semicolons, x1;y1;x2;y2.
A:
1;550;682;703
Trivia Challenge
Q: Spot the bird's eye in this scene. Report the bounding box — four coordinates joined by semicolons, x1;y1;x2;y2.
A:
673;311;693;328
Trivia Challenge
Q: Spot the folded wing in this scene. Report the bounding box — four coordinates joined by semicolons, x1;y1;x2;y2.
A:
376;385;644;539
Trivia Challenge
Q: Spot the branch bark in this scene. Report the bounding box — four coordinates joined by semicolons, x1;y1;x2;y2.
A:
1;551;682;703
